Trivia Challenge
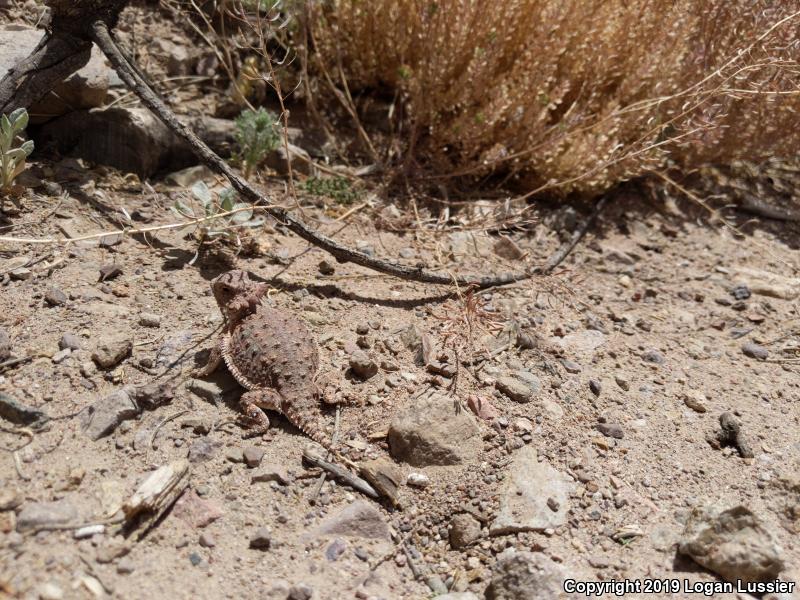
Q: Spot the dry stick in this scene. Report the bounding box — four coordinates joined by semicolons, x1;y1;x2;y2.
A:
541;194;610;275
88;21;530;290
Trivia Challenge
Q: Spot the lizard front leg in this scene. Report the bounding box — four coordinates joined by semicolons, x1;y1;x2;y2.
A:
239;388;283;437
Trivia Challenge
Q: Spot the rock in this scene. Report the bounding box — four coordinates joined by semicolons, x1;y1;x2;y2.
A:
388;393;480;466
288;584;314;600
37;583;64;600
589;379;602;396
614;375;630;391
199;532;216;548
495;371;541;403
742;342;769;360
16;500;78;532
173;491;223;528
493;237;525;260
407;472;430;488
0;327;10;361
91;336;133;369
266;142;313;176
51;348;71;364
549;330;606;356
81;386;139;440
59;333;81;351
139;313;161;328
0;26;109;124
10;267;31;280
684;391;708;413
164;164;214;187
38;107;194;178
325;538;347;561
187;438;219;463
678;504;784;582
116;557;136;574
560;359;582;374
44;287;68;306
251;464;290;485
189;378;225;405
225;447;245;463
490;447;574;535
449;513;482;549
318;260;335;275
243;446;266;468
597;422;624;439
437;595;479;600
641;349;665;364
249;527;272;550
311;501;390;540
730;267;800;300
467;395;500;420
359;458;403;507
349;349;378;380
486;552;575;600
0;488;22;511
0;392;49;427
731;283;751;300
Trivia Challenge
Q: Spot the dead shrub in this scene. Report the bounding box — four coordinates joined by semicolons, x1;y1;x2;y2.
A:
305;1;800;196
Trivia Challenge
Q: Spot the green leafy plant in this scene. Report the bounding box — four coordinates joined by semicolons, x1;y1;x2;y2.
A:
303;176;361;205
234;108;280;178
173;181;265;264
1;108;34;197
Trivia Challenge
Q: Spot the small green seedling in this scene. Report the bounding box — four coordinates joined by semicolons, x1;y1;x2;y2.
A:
173;181;265;264
1;108;34;197
303;176;361;205
234;108;280;178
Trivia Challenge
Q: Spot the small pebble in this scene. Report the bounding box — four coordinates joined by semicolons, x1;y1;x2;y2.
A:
59;333;81;350
589;379;602;396
249;527;272;550
741;342;769;360
139;313;161;328
44;287;68;306
199;532;216;548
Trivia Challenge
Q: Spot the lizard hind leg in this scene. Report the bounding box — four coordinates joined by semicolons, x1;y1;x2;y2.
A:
194;334;227;377
239;388;283;438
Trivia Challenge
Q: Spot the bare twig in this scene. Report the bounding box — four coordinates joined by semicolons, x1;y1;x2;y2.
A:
302;444;378;499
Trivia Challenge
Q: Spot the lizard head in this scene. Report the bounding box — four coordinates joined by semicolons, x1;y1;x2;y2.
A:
211;270;266;321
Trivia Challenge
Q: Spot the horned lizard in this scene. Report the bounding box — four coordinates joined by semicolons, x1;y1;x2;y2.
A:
195;270;334;450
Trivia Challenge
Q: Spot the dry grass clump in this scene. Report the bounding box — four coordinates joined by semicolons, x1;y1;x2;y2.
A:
306;1;800;196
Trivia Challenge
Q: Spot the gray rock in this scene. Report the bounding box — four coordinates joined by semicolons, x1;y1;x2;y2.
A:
139;313;161;328
38;107;193;178
251;464;290;485
495;371;541;403
288;584;314;600
560;359;582;374
266;142;313;176
597;422;624;439
51;348;71;364
81;386;139;440
44;287;68;306
641;349;665;364
0;26;109;124
243;446;265;468
742;342;769;360
187;438;219;463
16;499;79;532
678;504;784;582
436;594;479;600
59;333;82;351
388;393;480;466
486;551;576;600
188;378;225;405
311;501;390;540
490;447;574;535
449;513;482;549
164;165;214;187
37;583;65;600
349;349;378;380
249;527;272;550
225;447;245;463
91;336;133;369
